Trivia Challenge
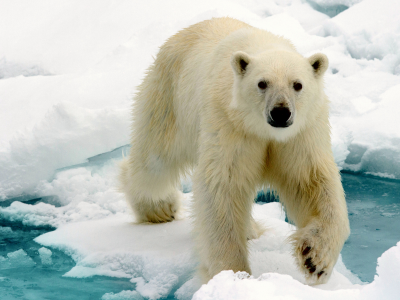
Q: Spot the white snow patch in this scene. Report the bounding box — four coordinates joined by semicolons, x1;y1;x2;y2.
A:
102;290;144;300
192;243;400;300
0;249;36;269
0;103;130;199
321;0;400;69
38;247;53;266
0;162;127;227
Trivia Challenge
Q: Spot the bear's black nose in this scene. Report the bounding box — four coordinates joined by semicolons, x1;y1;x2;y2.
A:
268;107;292;128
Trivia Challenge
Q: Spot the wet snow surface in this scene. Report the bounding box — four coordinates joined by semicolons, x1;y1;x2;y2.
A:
1;0;400;299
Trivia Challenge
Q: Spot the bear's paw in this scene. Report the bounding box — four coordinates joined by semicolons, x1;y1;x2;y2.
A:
291;226;340;285
133;191;182;223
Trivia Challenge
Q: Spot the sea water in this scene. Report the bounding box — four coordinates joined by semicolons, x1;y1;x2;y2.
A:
341;173;400;282
0;220;135;300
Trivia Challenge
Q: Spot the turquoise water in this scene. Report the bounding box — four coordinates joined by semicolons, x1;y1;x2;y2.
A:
0;220;135;300
256;173;400;283
0;172;399;299
340;172;400;282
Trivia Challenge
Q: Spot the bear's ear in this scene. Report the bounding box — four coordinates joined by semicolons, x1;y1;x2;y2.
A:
231;51;251;75
308;53;329;78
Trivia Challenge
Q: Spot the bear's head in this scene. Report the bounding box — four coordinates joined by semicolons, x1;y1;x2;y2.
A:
230;49;328;141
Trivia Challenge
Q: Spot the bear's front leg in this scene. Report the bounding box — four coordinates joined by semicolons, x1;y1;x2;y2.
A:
277;161;350;285
193;134;265;282
193;171;253;282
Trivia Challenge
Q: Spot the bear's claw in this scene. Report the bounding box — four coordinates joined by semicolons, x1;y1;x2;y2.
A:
132;191;182;223
302;246;311;256
305;257;316;273
292;228;337;285
145;204;175;223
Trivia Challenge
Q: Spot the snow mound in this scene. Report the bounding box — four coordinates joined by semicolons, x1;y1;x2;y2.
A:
0;58;51;79
38;247;53;266
102;290;144;300
0;103;130;200
0;162;127;227
339;84;400;177
0;249;36;269
193;242;400;300
321;0;400;71
362;242;400;300
193;271;360;300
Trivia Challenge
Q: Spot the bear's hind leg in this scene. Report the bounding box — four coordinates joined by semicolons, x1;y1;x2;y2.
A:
119;47;196;223
119;148;185;223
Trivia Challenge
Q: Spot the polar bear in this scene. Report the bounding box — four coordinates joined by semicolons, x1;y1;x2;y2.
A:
119;17;350;285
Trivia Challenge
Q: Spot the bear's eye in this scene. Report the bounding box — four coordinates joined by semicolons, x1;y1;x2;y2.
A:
258;80;267;90
293;82;302;91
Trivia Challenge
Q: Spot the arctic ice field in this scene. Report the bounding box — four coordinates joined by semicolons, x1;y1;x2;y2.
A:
0;0;400;299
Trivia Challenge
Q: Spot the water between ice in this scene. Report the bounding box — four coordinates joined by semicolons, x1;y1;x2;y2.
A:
340;172;400;282
256;172;400;283
0;170;399;298
0;220;135;300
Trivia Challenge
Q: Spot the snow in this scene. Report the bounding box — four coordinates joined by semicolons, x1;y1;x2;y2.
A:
192;244;400;300
0;103;130;199
38;247;53;266
34;193;196;299
1;0;400;198
1;0;400;299
102;290;144;300
0;249;36;269
320;0;400;63
193;271;360;300
0;163;127;227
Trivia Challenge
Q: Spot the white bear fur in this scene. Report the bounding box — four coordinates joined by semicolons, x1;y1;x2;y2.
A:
119;17;350;285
